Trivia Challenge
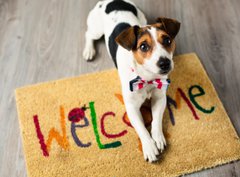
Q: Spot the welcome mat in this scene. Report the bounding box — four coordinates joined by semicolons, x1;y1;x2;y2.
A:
15;53;240;177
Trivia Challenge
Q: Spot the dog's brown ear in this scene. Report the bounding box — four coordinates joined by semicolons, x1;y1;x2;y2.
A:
115;25;140;51
156;17;180;39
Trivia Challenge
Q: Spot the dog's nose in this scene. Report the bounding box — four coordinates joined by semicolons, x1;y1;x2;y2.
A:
157;57;171;71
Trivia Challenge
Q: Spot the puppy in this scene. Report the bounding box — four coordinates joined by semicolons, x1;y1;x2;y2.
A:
83;0;180;162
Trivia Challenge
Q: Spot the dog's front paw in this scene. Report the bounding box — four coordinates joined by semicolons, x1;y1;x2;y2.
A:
141;138;159;163
83;44;96;61
151;130;166;152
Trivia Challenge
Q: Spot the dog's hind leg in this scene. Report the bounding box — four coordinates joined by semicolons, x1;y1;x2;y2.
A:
83;2;104;60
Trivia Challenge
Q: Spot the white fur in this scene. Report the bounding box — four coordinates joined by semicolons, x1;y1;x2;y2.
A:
83;0;173;163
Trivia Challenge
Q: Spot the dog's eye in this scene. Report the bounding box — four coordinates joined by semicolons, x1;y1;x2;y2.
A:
163;36;171;46
139;43;150;52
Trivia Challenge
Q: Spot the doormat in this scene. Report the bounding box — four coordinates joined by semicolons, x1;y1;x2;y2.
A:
15;53;240;177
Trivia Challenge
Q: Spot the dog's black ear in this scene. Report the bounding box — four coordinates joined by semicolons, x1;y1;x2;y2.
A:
156;17;180;39
115;25;140;51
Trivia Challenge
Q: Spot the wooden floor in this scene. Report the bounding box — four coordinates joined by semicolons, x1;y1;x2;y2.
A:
0;0;239;176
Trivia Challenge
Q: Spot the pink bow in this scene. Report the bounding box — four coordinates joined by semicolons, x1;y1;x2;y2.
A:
129;76;170;92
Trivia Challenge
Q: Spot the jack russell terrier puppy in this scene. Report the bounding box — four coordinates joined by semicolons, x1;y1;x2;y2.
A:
83;0;180;163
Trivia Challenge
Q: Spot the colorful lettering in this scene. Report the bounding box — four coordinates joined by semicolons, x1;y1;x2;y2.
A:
71;117;91;147
101;112;128;138
33;106;70;157
89;102;122;149
176;88;200;120
188;85;215;114
33;85;216;156
46;106;70;152
166;96;177;125
33;115;49;157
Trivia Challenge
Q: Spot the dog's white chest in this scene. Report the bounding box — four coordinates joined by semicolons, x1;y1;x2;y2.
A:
136;85;155;100
146;86;154;99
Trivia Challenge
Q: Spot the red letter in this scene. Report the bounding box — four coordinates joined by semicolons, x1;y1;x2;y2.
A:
101;112;128;138
33;115;49;156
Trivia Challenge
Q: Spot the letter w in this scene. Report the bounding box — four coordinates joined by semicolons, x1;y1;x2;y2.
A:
33;106;69;157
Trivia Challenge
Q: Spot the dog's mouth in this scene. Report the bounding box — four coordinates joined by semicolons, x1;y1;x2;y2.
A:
160;71;169;75
159;68;172;75
145;68;171;76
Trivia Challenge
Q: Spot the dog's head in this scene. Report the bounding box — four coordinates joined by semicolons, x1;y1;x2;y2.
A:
115;17;180;76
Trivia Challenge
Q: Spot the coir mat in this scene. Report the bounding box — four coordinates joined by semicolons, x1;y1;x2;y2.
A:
15;53;240;177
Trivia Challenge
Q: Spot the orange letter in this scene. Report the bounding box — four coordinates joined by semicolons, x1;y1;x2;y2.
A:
46;106;70;152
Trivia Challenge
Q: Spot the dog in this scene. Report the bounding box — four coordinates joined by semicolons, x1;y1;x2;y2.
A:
83;0;180;162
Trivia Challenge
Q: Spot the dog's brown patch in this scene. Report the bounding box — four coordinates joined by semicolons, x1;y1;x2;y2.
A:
151;23;164;30
133;29;155;65
156;30;176;53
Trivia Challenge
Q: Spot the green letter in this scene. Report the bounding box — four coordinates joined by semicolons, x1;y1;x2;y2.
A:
89;102;122;149
188;85;215;114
